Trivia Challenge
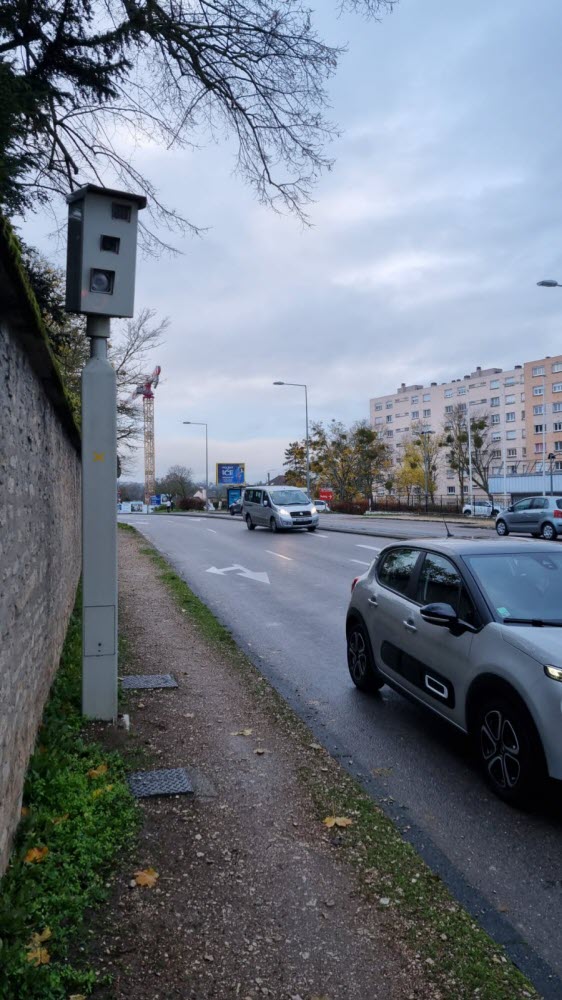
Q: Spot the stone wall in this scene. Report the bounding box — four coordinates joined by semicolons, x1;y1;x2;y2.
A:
0;221;81;875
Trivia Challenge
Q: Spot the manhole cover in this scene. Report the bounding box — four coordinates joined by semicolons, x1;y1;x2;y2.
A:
128;768;194;798
121;674;178;690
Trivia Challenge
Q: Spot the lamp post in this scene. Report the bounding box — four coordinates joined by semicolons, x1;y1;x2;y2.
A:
548;452;556;495
536;281;561;493
418;428;435;512
183;421;208;506
273;381;310;496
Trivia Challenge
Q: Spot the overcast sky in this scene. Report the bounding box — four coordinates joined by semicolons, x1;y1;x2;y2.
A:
22;0;562;485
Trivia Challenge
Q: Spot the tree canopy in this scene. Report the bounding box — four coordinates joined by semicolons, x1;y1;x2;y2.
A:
0;0;394;241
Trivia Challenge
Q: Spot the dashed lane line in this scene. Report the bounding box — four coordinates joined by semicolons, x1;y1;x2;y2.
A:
265;550;293;561
350;559;371;566
356;544;380;551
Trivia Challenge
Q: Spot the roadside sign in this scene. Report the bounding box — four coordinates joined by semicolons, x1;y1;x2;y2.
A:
216;463;245;485
319;489;334;502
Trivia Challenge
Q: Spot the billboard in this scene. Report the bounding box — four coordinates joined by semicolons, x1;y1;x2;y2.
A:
216;463;245;486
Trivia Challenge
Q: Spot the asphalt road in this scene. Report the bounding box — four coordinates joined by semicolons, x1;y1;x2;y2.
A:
119;511;562;996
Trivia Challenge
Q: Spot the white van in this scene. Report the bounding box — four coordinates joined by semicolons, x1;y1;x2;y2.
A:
242;486;319;532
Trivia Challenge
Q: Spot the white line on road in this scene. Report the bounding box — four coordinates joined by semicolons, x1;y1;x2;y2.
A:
313;533;329;538
356;544;380;551
350;559;370;566
266;550;293;561
207;529;217;533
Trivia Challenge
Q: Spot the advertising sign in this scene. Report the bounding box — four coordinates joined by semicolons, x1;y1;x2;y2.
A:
216;463;245;486
318;488;334;502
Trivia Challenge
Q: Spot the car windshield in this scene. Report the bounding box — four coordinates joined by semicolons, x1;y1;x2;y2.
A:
271;490;309;505
463;551;562;624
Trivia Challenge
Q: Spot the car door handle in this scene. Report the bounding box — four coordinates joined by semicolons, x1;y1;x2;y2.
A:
403;619;417;633
368;596;378;607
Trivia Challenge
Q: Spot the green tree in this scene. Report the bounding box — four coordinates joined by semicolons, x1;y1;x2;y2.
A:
283;441;307;487
0;0;393;238
395;439;425;498
411;423;442;500
350;420;391;502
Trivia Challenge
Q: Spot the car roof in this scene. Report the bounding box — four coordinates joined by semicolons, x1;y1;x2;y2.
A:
379;537;551;557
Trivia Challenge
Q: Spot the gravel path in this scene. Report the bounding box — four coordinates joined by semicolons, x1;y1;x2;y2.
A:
92;529;437;999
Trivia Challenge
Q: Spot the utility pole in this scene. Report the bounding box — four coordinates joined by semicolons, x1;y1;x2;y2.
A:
66;185;146;720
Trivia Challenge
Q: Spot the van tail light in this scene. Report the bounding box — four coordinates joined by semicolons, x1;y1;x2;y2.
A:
554;509;562;518
351;577;359;592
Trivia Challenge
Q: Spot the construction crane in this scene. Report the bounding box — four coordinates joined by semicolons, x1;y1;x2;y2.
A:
130;365;161;504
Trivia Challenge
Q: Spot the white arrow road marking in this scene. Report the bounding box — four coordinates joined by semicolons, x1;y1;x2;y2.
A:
356;544;380;551
266;550;293;561
350;559;370;566
207;564;270;584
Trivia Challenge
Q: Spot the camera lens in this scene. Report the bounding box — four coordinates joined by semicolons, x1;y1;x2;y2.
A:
90;269;114;294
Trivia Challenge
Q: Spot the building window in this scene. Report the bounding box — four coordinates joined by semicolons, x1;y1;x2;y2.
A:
386;415;393;423
447;486;456;494
492;432;501;442
505;412;515;422
491;414;500;425
507;448;517;458
532;365;545;376
505;394;515;404
555;461;562;471
553;383;562;393
458;386;466;395
444;389;453;398
552;362;562;373
553;402;562;413
423;393;431;402
375;404;383;411
535;442;544;453
411;410;419;419
505;377;515;386
521;392;525;402
490;379;500;389
534;424;544;434
374;417;383;425
446;470;455;478
553;421;562;432
423;409;431;418
533;386;544;396
491;449;501;459
508;465;517;474
506;430;516;440
445;405;453;414
521;410;525;420
555;441;562;452
411;396;418;403
386;429;393;438
386;401;393;408
458;403;467;412
533;404;545;415
490;397;500;407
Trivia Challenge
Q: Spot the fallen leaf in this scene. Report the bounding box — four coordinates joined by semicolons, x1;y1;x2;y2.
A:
51;814;69;825
69;995;87;1000
322;816;353;829
254;748;267;755
27;927;52;949
21;806;30;818
87;763;108;779
231;728;253;737
309;743;323;751
134;867;159;888
24;846;49;864
26;947;50;966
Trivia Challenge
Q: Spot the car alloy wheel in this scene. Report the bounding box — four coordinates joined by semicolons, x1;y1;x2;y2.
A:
541;522;555;541
346;621;384;693
270;517;278;532
496;519;509;536
246;515;255;530
476;697;543;805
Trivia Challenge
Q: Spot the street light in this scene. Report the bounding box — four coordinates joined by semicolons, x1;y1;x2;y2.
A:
548;453;556;496
183;421;208;506
537;280;562;287
418;428;435;512
273;381;310;497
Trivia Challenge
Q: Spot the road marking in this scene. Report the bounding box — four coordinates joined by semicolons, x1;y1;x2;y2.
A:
313;533;328;538
350;559;370;566
356;544;380;551
207;564;270;584
266;550;293;561
207;529;217;534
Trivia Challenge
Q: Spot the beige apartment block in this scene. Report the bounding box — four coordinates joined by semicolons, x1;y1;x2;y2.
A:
369;364;527;497
523;354;562;474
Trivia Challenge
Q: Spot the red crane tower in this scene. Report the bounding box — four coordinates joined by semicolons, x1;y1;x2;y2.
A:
130;365;161;504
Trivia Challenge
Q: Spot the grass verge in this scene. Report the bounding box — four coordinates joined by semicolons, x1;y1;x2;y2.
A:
118;524;540;1000
0;589;139;1000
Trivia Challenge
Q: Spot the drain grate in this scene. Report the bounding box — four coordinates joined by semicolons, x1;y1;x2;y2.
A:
128;768;194;798
121;673;178;690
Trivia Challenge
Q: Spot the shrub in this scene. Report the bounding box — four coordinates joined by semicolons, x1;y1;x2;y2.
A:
178;497;205;511
330;500;369;515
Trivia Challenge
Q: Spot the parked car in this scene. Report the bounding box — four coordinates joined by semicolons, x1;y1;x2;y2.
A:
496;497;562;541
229;496;244;516
346;537;562;805
242;486;319;532
313;499;330;512
462;499;501;517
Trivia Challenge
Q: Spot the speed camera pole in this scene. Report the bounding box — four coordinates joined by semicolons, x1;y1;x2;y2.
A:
65;184;146;720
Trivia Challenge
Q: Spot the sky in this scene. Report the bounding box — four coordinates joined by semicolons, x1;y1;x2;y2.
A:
20;0;562;485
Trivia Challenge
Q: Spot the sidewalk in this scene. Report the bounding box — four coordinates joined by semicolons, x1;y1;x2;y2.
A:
91;528;535;1000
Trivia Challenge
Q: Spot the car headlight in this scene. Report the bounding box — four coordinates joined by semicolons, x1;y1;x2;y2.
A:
544;664;562;682
310;505;317;514
278;508;290;516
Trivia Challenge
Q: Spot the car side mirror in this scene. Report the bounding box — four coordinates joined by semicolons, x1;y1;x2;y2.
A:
507;505;514;512
420;603;458;627
263;499;269;507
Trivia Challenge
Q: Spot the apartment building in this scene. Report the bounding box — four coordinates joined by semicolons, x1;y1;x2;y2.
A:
369;363;527;496
523;353;562;474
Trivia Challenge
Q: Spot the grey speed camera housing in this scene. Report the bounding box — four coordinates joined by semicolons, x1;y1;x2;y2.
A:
65;185;147;317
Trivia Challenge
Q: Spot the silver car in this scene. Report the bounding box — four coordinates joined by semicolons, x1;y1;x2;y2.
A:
496;496;562;541
242;485;319;532
346;538;562;805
